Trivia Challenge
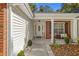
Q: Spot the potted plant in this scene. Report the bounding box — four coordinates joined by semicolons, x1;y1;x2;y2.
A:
64;37;70;44
27;40;32;47
26;40;32;55
17;50;25;56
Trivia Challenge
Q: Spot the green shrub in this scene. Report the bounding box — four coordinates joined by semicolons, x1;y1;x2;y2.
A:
64;37;70;44
27;40;32;46
17;50;25;56
54;43;61;48
77;37;79;44
77;39;79;44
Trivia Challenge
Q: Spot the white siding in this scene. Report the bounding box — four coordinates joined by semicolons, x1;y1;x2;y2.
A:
12;13;27;55
8;4;34;56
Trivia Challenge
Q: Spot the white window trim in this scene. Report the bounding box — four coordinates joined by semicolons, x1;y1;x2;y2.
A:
54;22;65;34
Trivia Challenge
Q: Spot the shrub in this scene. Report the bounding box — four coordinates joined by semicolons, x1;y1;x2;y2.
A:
64;37;70;44
17;50;25;56
77;39;79;44
77;37;79;44
27;40;32;46
54;43;61;48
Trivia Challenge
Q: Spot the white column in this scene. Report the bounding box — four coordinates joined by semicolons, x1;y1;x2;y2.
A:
72;18;77;42
8;5;13;56
51;17;54;44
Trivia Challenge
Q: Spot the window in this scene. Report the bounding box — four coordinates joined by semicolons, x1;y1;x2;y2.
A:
54;22;65;35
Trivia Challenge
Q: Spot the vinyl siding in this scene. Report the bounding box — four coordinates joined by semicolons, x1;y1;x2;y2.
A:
8;4;34;55
12;13;27;55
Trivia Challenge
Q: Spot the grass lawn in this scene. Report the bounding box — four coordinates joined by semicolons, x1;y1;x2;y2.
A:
50;44;79;56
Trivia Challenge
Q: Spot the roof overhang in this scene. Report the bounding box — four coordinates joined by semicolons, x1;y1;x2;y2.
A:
33;13;79;20
9;4;79;20
10;3;34;19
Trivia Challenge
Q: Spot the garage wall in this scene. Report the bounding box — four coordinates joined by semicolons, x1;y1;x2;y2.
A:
12;6;34;41
8;5;34;56
12;12;27;55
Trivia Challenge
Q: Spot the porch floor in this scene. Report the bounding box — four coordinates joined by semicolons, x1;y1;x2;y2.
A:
24;38;53;56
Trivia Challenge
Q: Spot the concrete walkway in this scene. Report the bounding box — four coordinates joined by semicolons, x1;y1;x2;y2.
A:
24;38;53;56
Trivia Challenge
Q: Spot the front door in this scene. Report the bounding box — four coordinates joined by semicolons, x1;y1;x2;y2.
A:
35;22;44;38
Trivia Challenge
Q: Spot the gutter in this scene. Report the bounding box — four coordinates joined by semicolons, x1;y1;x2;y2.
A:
12;3;34;19
24;3;34;18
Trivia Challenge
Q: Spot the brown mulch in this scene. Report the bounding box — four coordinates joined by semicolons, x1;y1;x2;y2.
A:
0;51;3;56
51;44;79;56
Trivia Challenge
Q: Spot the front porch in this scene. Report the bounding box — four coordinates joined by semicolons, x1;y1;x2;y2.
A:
34;13;79;44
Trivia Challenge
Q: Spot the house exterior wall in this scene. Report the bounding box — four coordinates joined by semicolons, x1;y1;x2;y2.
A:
46;21;51;39
8;4;34;56
11;4;34;41
0;3;7;56
34;13;79;43
11;12;27;56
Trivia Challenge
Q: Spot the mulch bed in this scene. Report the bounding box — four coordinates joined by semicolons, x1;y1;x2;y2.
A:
50;44;79;56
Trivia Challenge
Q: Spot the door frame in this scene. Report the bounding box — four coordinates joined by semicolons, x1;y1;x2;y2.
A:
34;22;45;38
